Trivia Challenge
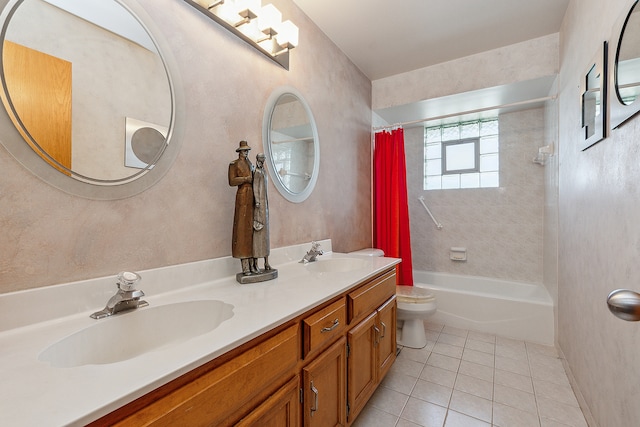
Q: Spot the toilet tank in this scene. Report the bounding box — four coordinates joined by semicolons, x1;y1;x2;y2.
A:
348;248;384;257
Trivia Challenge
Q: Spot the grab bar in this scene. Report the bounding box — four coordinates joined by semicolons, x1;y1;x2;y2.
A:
418;196;443;230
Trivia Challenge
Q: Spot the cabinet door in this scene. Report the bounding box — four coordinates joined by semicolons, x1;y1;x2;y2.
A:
302;337;347;427
235;375;300;427
347;311;377;423
377;296;397;381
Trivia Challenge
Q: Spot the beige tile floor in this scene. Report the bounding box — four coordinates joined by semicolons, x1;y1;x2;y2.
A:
353;322;588;427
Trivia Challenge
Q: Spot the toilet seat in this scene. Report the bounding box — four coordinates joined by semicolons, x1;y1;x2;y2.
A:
396;285;437;349
396;285;435;304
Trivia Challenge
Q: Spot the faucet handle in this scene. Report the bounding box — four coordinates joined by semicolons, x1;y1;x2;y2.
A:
117;271;142;291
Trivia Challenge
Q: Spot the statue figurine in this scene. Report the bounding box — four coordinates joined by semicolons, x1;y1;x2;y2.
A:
228;141;255;275
228;142;277;284
252;153;271;272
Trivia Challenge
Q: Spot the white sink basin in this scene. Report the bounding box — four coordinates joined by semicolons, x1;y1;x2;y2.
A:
39;300;234;368
304;257;367;273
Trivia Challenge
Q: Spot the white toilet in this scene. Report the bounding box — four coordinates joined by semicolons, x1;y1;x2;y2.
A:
395;285;437;348
348;248;437;349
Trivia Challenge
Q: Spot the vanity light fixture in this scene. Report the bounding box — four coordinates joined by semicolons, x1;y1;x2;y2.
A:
186;0;298;70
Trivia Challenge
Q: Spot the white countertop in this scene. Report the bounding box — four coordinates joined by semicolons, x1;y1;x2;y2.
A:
0;240;399;426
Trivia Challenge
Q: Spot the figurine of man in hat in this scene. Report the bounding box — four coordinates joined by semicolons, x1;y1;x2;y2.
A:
228;140;256;275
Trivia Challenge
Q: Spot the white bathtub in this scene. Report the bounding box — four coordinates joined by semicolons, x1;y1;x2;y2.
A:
414;271;554;345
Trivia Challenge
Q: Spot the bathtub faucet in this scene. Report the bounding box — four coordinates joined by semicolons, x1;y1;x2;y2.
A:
300;241;324;263
90;271;149;319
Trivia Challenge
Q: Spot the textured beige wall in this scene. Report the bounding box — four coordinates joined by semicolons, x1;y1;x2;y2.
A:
372;33;559;110
0;0;372;293
405;108;546;284
557;0;640;425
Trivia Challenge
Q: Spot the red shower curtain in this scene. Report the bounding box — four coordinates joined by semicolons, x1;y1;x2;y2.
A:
373;128;414;286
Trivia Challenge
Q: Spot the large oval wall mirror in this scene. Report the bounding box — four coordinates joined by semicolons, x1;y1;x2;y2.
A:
262;86;319;203
612;0;640;128
0;0;182;199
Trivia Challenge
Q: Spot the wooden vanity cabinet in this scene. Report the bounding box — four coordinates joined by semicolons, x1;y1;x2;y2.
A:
103;324;300;427
303;267;397;425
92;268;397;427
345;269;397;423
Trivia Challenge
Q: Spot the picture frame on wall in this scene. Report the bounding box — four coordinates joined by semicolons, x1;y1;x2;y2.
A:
580;41;607;151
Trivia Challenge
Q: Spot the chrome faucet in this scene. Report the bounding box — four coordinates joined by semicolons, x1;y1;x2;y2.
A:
90;271;149;319
300;241;324;263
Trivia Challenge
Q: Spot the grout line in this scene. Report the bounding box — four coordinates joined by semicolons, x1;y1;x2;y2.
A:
393;345;414;427
524;338;543;427
377;323;588;427
555;345;599;427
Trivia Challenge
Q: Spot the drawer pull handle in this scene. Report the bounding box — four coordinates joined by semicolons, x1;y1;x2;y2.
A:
373;324;381;345
310;380;319;416
380;321;386;338
321;319;340;333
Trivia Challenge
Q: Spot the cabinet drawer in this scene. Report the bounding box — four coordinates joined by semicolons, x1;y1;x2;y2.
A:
113;324;299;427
303;298;346;357
348;269;396;323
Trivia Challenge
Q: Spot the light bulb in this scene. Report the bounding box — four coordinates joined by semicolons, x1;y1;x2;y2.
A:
258;4;282;35
239;18;262;40
235;0;260;18
213;0;242;25
276;20;298;48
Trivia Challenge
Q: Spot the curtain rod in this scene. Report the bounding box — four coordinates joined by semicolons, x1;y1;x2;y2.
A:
372;95;556;131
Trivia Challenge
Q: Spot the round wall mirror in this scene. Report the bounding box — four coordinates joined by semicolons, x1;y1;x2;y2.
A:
262;86;319;203
612;0;640;127
0;0;182;199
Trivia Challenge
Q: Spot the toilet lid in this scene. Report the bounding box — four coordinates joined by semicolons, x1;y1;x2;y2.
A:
396;285;435;303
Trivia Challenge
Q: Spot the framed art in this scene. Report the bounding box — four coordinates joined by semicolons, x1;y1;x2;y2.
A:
580;41;607;150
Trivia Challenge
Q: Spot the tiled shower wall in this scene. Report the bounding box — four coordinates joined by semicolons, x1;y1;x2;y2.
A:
543;94;559;333
405;107;546;284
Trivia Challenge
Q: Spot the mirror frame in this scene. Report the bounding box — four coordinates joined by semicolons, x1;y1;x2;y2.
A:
580;41;607;151
611;0;640;129
262;86;319;203
0;0;184;200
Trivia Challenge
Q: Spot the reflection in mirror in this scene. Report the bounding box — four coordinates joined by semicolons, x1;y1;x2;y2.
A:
263;87;319;203
583;64;600;140
612;0;640;128
124;117;168;169
580;42;606;150
271;94;313;193
0;0;173;185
